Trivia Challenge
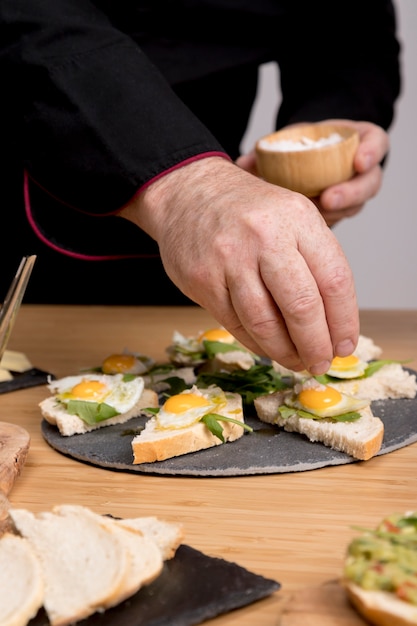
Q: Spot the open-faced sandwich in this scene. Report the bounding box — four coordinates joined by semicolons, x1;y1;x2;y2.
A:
272;334;417;401
254;377;384;460
40;373;159;436
166;327;259;372
343;511;417;626
132;384;252;464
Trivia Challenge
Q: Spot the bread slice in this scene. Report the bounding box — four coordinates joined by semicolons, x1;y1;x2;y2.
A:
132;390;245;464
52;505;164;606
254;391;384;460
0;532;44;626
343;581;417;626
9;505;182;626
41;387;158;436
117;515;184;560
329;362;417;401
9;506;130;626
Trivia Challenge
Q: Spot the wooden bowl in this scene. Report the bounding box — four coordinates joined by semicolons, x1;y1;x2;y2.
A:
255;123;359;197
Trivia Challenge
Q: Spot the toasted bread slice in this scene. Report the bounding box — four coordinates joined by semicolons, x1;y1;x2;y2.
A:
132;389;245;464
254;390;384;460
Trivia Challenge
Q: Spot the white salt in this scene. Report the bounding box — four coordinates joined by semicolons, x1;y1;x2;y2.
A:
259;132;343;152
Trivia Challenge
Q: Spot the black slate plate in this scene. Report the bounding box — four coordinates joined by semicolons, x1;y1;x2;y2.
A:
29;544;280;626
0;368;54;394
41;377;417;476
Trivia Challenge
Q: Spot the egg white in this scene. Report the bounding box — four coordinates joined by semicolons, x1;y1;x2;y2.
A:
156;386;227;429
326;355;368;379
48;373;144;414
101;350;155;375
286;380;369;418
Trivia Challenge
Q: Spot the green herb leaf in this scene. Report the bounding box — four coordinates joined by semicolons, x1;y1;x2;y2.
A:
66;400;119;425
201;413;253;442
197;364;290;406
203;340;250;358
278;404;360;423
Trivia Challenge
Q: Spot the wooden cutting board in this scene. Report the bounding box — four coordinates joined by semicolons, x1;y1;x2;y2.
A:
277;580;368;625
0;421;30;496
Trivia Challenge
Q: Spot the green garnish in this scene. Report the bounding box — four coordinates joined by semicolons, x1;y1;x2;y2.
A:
201;413;253;443
278;404;361;423
197;364;290;406
203;340;252;359
315;359;409;384
66;400;119;425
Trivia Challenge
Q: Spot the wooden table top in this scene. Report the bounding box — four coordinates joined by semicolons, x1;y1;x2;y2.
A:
3;305;417;625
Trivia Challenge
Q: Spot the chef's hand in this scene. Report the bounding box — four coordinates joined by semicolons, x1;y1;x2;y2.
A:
119;156;359;374
237;120;389;228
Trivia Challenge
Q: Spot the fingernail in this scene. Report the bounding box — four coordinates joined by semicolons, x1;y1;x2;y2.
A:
309;360;331;376
335;339;355;357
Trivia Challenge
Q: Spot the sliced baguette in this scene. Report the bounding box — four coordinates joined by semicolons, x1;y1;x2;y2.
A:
9;505;182;626
0;532;44;626
132;390;245;464
117;515;184;560
254;391;384;460
41;386;158;436
52;505;164;605
9;506;130;626
343;581;417;626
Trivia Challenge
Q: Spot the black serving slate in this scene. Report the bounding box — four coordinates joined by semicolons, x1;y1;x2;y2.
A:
42;386;417;476
0;368;54;394
29;544;280;626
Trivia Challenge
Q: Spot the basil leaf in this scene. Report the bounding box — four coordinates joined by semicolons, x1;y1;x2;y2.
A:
66;400;119;425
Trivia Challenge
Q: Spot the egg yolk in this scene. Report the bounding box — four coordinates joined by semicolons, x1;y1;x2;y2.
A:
298;386;343;411
163;393;211;414
70;380;108;401
198;328;235;343
102;354;136;374
329;355;360;372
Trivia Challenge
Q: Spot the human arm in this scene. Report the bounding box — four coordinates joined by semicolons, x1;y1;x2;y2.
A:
119;156;359;374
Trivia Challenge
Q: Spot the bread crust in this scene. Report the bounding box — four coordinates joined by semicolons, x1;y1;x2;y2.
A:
41;387;158;436
132;391;244;464
344;580;417;626
254;391;384;460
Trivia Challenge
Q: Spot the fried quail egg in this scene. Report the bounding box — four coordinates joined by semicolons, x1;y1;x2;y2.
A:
156;386;227;429
101;350;155;375
286;379;369;418
48;373;144;413
198;328;236;344
170;327;236;353
326;355;368;379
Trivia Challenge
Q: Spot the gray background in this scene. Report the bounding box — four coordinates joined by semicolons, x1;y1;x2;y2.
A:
241;0;417;309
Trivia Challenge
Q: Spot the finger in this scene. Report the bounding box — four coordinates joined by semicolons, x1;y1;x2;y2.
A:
319;164;383;214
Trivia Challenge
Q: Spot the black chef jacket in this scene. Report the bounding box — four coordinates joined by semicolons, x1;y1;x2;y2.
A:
0;0;401;303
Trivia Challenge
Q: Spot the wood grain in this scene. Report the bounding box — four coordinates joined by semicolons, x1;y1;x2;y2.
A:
2;306;417;626
0;421;30;495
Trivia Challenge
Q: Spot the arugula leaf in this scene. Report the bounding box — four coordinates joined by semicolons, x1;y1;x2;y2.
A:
201;413;253;442
363;359;408;378
66;400;119;425
197;364;290;406
315;359;409;384
278;404;361;423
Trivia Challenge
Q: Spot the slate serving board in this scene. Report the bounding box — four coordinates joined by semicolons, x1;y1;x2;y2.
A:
41;385;417;477
29;544;280;626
